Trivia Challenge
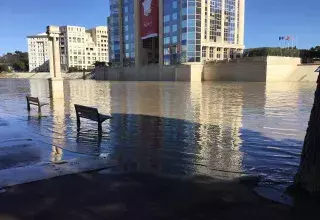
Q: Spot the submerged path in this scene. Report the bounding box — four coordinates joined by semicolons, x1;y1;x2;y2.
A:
0;112;116;189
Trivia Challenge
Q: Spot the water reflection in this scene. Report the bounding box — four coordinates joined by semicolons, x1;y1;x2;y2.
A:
0;79;316;186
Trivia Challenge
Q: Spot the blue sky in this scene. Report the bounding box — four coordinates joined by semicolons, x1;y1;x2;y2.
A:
0;0;319;55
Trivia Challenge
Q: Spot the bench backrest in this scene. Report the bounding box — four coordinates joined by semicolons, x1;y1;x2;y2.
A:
26;96;40;105
75;104;100;121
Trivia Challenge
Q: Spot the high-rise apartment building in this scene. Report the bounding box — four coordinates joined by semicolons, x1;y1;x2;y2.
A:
27;33;50;72
27;26;109;72
108;0;245;66
60;26;109;70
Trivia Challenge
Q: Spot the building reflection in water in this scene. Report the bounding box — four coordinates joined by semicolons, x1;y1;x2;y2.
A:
103;82;246;178
25;79;314;183
49;80;67;163
190;82;244;178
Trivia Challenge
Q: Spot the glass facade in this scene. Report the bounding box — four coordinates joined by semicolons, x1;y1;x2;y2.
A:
108;0;242;67
122;0;135;66
108;0;121;65
209;0;222;42
163;0;180;65
236;0;240;44
224;0;236;44
180;0;202;63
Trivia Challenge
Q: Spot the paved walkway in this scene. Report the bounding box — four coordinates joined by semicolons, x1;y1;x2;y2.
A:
0;172;301;220
0;113;116;189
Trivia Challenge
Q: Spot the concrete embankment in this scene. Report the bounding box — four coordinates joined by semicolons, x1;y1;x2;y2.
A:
93;56;319;82
203;56;319;82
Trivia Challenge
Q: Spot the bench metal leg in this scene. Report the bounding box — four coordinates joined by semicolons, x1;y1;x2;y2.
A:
27;100;30;111
77;117;81;132
98;122;102;134
38;105;41;113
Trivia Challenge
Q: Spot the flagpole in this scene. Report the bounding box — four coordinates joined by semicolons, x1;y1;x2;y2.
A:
292;37;294;49
280;37;283;57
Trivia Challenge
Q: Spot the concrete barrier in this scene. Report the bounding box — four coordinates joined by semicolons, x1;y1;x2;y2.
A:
288;65;319;82
203;59;266;82
203;56;318;82
93;57;320;82
94;65;192;81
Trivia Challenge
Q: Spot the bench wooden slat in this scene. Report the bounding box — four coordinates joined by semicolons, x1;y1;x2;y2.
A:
78;113;99;121
75;105;99;122
27;97;39;103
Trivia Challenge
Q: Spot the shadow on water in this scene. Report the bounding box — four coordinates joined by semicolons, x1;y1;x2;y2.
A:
22;111;303;188
7;109;304;190
98;114;303;186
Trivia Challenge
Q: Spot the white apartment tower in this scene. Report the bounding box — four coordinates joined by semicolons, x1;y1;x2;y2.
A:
28;26;109;72
60;26;109;70
27;33;50;72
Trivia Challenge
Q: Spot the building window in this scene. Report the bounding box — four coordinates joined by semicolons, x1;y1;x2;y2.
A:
172;1;177;8
164;37;170;44
202;47;206;58
164;15;170;22
224;48;228;59
164;26;170;34
172;36;177;43
172;24;177;32
172;13;177;20
209;47;214;58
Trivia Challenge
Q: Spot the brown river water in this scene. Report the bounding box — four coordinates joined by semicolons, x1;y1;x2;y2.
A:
0;79;315;196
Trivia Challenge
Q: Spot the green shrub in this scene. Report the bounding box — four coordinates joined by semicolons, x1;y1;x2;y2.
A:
68;67;80;73
94;61;106;67
243;47;300;57
0;64;9;73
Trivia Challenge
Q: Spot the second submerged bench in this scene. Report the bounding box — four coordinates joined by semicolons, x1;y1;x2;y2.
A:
26;96;48;113
75;104;111;133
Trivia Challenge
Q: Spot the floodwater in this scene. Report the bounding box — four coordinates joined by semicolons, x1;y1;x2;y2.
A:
0;79;315;195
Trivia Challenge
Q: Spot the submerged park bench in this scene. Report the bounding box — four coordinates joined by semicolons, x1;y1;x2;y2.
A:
75;104;111;133
26;96;48;113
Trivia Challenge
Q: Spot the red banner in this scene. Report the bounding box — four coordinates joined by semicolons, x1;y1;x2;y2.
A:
140;0;159;40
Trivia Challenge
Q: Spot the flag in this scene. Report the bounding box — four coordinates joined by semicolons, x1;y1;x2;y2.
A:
286;36;291;40
279;36;285;41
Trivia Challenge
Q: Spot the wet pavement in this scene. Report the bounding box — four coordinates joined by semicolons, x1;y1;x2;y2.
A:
0;79;315;198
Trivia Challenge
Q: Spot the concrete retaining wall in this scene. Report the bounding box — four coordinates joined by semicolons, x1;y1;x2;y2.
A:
203;56;318;82
288;65;319;82
94;65;201;81
266;57;301;82
94;56;319;82
203;57;267;82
